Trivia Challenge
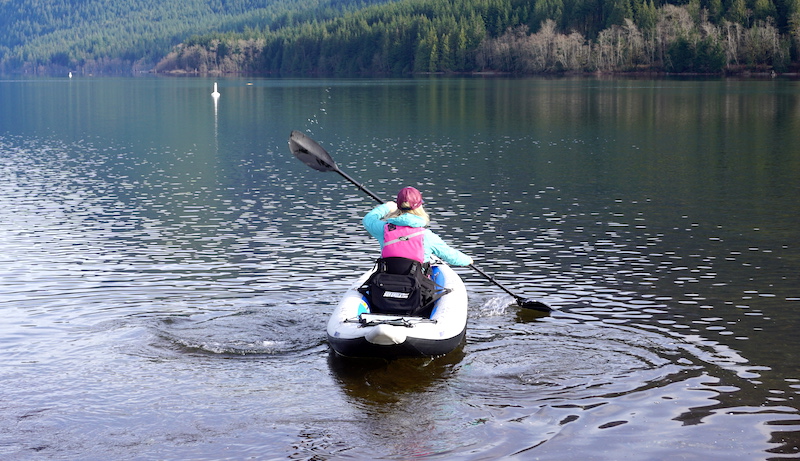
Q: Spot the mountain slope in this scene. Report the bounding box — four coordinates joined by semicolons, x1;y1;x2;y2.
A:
1;0;796;75
0;0;392;73
154;0;797;75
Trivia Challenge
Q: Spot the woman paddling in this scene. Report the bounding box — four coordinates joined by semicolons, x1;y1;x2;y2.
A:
359;186;472;316
362;186;473;267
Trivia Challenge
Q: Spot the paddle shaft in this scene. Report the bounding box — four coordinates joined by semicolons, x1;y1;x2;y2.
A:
468;264;522;302
333;168;385;205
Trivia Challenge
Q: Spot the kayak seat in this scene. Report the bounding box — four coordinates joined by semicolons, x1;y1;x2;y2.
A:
358;257;436;317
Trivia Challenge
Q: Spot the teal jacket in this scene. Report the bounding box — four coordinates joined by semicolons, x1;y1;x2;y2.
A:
362;203;472;266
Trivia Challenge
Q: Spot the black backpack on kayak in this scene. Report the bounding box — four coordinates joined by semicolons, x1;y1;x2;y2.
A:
358;257;448;317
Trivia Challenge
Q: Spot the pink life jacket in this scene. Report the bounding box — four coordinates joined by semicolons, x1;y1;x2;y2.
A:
382;223;427;262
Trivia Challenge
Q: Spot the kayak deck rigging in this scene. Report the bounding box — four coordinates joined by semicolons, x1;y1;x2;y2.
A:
345;314;439;327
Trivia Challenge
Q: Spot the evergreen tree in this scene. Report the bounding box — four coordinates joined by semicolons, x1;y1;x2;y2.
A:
606;0;634;28
636;0;658;30
534;0;565;29
725;0;748;23
707;0;724;20
753;0;778;21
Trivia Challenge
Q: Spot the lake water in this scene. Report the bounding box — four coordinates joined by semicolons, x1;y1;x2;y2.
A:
1;76;799;460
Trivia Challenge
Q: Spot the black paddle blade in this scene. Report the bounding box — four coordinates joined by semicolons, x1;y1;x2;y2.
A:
289;130;338;172
517;298;553;312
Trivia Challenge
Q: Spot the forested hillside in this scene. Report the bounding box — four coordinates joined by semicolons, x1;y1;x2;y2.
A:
0;0;392;74
2;0;799;75
153;0;799;74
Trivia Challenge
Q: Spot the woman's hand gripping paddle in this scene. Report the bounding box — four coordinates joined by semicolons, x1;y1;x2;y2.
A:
288;130;552;312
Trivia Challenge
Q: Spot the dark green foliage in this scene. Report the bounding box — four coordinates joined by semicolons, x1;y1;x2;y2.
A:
666;37;726;73
0;0;395;73
0;0;796;74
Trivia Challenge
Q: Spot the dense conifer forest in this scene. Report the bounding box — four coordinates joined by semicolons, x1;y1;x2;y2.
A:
0;0;391;74
1;0;798;75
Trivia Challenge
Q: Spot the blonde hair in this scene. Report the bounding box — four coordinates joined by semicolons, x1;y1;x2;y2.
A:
387;205;430;226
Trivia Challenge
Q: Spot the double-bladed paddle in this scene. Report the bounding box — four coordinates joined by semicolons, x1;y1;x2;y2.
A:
288;130;552;312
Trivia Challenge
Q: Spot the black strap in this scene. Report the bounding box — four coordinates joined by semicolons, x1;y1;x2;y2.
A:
418;279;452;314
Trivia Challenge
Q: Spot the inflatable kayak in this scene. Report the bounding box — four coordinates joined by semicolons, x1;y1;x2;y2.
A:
327;264;468;358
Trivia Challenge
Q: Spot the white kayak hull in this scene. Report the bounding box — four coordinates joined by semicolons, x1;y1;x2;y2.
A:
327;264;468;358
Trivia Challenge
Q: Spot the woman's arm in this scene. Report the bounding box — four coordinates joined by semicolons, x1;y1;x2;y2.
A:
362;201;397;242
426;231;473;266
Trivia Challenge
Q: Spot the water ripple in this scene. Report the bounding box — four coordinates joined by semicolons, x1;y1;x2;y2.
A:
2;123;799;459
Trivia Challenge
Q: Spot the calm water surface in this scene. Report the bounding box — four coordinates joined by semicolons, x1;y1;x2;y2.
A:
1;76;799;459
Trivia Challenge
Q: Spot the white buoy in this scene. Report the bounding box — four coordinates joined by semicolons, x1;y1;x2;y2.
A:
69;72;72;78
212;82;220;98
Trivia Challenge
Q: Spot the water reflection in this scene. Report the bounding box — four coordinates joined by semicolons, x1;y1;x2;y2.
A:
327;350;467;457
212;83;220;153
328;349;465;404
